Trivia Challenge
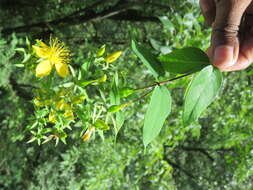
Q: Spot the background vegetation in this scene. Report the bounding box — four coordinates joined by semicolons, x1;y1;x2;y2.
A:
0;0;253;189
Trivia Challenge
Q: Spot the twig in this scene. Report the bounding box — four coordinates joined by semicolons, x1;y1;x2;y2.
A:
180;146;214;162
163;156;196;179
134;73;192;91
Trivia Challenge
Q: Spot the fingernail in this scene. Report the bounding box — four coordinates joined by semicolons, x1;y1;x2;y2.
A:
214;46;234;67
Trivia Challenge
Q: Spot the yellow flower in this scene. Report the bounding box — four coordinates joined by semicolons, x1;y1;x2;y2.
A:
105;51;122;63
97;74;107;83
64;109;74;121
33;97;51;107
49;112;56;123
32;37;71;78
55;99;70;110
82;127;95;141
96;45;106;57
33;97;44;107
72;95;86;105
54;99;74;121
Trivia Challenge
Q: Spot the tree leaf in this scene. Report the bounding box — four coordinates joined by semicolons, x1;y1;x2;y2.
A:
131;40;164;78
183;65;223;126
109;72;125;135
108;103;129;113
143;86;172;147
158;47;210;74
119;87;135;98
94;119;110;130
158;16;174;32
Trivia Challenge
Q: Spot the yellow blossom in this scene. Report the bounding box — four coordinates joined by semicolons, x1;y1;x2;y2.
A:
33;97;44;107
96;45;106;57
64;109;74;121
72;95;86;104
54;99;74;121
48;112;56;123
55;99;70;110
97;74;107;83
82;127;95;141
105;51;122;63
32;37;71;78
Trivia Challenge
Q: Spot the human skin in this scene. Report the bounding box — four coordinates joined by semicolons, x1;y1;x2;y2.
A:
199;0;253;71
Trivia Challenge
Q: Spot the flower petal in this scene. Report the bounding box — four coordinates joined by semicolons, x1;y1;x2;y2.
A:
55;63;69;77
32;45;49;58
105;51;122;63
82;127;95;141
35;60;52;78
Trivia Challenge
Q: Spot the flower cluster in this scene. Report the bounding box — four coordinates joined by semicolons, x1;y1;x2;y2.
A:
22;38;124;144
34;89;86;124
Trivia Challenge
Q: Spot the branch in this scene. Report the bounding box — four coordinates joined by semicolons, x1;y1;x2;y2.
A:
110;10;159;22
163;156;196;179
164;145;234;161
2;1;158;35
180;146;214;162
134;73;192;91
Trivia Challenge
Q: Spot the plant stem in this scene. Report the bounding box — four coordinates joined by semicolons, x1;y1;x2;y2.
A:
134;73;192;91
131;89;153;104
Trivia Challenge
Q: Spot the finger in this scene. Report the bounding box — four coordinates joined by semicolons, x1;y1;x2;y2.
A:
221;14;253;71
199;0;216;26
206;46;213;58
211;0;251;70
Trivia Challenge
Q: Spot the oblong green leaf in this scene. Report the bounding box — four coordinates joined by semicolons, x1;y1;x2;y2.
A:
119;87;135;98
94;119;110;131
131;40;165;78
183;65;223;126
158;47;210;74
143;86;172;147
107;103;129;113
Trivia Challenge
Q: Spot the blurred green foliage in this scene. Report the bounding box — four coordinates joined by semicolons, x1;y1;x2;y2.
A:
0;0;253;189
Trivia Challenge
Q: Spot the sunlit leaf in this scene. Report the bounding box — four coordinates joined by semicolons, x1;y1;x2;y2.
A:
158;47;209;74
131;40;164;78
183;65;223;126
108;103;129;113
94;119;110;130
119;87;135;98
143;86;172;147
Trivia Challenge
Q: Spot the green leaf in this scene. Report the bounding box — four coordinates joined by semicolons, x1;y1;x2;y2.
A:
183;65;223;126
131;40;164;78
119;87;135;98
108;103;129;113
94;119;110;131
158;47;210;74
77;75;106;87
158;16;174;32
96;44;106;57
143;86;172;147
109;72;126;135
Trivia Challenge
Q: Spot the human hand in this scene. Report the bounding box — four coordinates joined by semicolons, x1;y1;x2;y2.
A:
200;0;253;71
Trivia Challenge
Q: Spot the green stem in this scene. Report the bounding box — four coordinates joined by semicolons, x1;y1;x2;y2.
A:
134;73;192;91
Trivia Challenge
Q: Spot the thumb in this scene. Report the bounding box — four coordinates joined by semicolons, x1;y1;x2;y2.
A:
211;0;251;69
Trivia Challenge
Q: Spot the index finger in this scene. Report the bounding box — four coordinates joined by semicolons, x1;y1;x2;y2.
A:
199;0;216;26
